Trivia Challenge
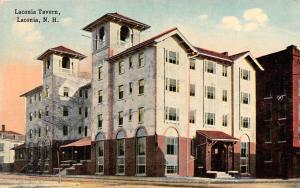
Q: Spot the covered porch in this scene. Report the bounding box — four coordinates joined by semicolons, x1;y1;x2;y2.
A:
60;137;91;163
195;130;238;177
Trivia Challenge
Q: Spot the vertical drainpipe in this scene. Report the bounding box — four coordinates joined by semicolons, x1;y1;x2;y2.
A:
187;54;191;176
231;62;235;171
154;46;157;143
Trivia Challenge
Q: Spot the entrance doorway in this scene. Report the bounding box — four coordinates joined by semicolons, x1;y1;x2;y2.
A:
211;143;226;171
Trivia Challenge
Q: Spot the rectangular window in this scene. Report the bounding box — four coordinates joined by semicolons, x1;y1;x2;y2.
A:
98;66;103;80
222;90;227;102
129;56;133;68
222;114;228;127
79;107;82;115
129;82;133;94
265;81;272;98
138;52;145;67
241;92;250;104
38;110;42;119
0;143;4;152
118;85;124;99
241;117;250;128
63;126;68;136
279;123;286;141
240;142;249;173
119;111;123;126
45;106;49;116
129;109;132;121
205;60;215;74
38;92;41;101
138;107;144;123
205;86;215;99
45;88;49;98
98;114;103;129
205;112;215;125
190;59;195;70
138;79;144;95
85;90;88;98
165;78;179;92
85;107;88;118
98;90;103;103
38;128;41;137
241;69;250;80
190;84;195;96
79;89;83;97
165;107;179;121
119;61;125;74
0;156;3;163
29;112;33;121
62;106;68;116
265;152;272;162
222;65;227;77
278;101;286;119
265;103;272;121
78;126;82;134
265;125;272;142
189;110;195;124
168;51;178;64
63;87;69;97
166;137;178;155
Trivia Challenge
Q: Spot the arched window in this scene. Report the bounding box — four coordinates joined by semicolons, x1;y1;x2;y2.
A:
62;56;70;69
116;130;125;175
120;26;130;42
99;27;105;42
165;128;179;175
95;132;105;174
136;128;147;175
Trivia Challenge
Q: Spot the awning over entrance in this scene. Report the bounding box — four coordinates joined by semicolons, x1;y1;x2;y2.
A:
196;130;239;142
60;137;91;148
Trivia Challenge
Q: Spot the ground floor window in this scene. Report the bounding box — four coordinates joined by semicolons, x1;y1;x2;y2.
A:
116;131;125;175
96;140;104;174
165;137;178;175
240;142;249;173
136;128;146;175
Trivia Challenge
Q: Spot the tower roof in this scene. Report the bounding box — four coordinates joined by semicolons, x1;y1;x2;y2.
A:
82;12;150;32
37;46;86;61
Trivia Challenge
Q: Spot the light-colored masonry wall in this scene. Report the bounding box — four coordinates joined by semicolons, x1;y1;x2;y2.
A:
156;36;233;138
90;21;142;140
233;58;256;142
25;54;90;146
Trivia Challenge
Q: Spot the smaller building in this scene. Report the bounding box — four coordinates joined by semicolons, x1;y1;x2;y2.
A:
0;124;24;172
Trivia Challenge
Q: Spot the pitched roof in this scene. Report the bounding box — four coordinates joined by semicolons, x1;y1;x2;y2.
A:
83;12;150;32
0;130;22;135
194;47;232;62
196;130;238;142
11;143;25;150
37;46;86;60
20;85;43;97
230;51;249;61
108;27;178;62
60;137;91;148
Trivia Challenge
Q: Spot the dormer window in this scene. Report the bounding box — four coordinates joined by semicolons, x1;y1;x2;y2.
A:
99;27;105;42
62;56;70;69
120;26;130;42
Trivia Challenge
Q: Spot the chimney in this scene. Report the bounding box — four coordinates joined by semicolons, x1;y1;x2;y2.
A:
1;124;5;132
222;52;228;56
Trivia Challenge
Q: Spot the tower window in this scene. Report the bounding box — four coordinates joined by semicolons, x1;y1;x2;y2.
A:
99;27;105;41
62;56;70;69
120;26;130;42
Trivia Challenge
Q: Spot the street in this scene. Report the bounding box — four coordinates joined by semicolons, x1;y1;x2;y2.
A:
0;173;299;188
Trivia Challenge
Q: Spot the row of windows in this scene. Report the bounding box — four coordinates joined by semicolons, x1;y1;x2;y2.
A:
264;102;287;121
28;92;42;104
62;125;88;137
204;61;229;77
116;53;145;76
117;108;145;126
205;112;250;128
264;123;287;143
29;127;49;139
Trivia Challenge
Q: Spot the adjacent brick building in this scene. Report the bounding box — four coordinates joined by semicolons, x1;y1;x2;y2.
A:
256;45;300;178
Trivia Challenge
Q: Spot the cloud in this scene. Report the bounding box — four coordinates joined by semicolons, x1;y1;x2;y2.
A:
243;8;268;25
219;16;242;31
219;8;268;32
198;14;208;20
61;17;73;27
11;22;43;42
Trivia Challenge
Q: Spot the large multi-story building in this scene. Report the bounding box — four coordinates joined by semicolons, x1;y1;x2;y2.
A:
17;46;91;173
83;13;262;177
256;45;300;178
0;124;24;172
18;13;263;177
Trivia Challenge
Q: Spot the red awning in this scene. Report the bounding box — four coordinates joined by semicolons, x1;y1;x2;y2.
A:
196;130;239;142
60;137;91;148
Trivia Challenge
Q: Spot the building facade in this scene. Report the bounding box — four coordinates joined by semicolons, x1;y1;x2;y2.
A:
256;45;300;178
0;124;24;172
19;13;263;177
82;13;263;177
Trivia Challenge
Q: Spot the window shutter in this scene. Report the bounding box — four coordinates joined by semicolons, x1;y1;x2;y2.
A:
213;62;216;74
249;118;251;128
165;78;168;90
165;107;168;120
165;49;168;62
177;80;179;92
249;93;251;104
248;70;251;80
176;108;179;121
205;86;207;98
176;52;179;64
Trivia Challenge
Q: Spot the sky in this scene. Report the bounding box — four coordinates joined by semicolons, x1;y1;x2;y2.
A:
0;0;300;134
